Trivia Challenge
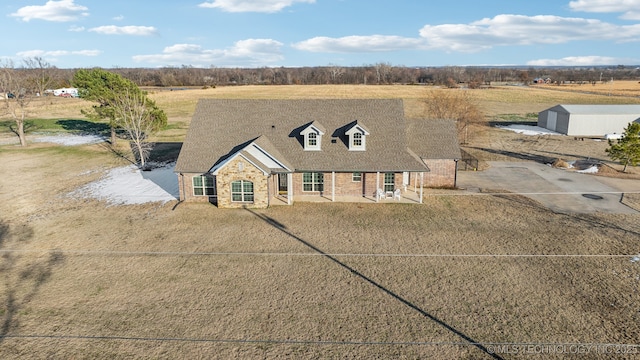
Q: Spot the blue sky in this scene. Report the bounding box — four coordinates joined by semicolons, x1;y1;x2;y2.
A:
2;0;640;68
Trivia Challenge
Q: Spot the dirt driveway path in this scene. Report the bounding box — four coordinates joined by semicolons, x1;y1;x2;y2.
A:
457;161;640;214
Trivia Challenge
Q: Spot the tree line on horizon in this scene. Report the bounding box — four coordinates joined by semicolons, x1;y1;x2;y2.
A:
3;59;639;90
2;58;638;172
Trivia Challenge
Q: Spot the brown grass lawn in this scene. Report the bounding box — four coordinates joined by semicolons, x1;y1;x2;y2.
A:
1;141;640;359
1;84;640;358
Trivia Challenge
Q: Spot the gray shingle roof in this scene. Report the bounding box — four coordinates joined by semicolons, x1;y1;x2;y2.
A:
176;99;456;174
406;119;461;160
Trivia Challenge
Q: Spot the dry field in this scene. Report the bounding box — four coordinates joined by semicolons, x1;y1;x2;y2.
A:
1;84;640;359
1;146;639;359
6;81;640;135
535;80;640;98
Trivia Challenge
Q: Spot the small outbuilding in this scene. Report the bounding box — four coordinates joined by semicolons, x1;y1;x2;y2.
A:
538;104;640;137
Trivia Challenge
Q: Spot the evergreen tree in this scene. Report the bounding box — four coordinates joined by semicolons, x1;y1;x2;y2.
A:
606;122;640;172
73;68;167;167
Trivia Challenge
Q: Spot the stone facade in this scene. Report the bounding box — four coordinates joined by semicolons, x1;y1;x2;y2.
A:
215;157;269;208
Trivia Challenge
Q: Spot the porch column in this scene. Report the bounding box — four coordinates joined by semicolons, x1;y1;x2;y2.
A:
267;174;271;207
419;172;424;204
331;171;335;202
376;171;380;203
287;173;293;205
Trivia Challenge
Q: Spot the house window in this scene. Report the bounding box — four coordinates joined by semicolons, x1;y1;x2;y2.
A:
384;173;395;192
231;180;254;202
302;172;324;192
345;123;368;151
193;175;215;196
308;132;317;147
301;123;324;151
352;132;362;147
352;172;362;182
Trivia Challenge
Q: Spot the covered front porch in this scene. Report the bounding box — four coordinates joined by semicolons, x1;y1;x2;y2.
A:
267;171;426;206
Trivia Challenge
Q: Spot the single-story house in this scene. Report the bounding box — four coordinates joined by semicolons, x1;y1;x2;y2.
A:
538;104;640;137
175;99;461;208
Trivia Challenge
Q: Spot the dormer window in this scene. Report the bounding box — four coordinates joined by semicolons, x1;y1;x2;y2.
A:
308;132;317;147
344;121;370;151
352;132;362;147
299;121;325;151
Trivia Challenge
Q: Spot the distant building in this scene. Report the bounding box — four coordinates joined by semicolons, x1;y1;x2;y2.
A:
52;88;79;97
538;104;640;137
532;77;551;84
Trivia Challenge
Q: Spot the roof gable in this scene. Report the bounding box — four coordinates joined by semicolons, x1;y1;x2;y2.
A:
344;120;370;136
210;138;291;175
299;121;326;136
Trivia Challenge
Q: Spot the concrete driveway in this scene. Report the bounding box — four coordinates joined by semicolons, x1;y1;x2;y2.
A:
457;161;640;214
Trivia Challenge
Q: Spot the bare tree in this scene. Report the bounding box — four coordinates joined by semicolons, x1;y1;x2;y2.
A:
22;57;57;96
423;89;484;144
0;61;32;146
111;90;165;168
374;62;392;84
327;64;344;84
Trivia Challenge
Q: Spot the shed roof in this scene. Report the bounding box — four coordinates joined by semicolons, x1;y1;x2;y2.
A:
552;104;640;115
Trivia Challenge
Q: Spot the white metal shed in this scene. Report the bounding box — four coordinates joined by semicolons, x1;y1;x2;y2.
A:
538;104;640;136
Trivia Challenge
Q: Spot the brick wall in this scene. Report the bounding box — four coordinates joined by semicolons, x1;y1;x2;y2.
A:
363;172;401;197
290;171;400;198
215;157;269;208
333;172;364;196
412;159;457;188
177;172;215;203
179;167;447;206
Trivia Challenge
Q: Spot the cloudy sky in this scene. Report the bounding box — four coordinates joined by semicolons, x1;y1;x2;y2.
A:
3;0;640;68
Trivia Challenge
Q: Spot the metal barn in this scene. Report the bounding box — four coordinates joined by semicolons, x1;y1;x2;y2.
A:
538;105;640;137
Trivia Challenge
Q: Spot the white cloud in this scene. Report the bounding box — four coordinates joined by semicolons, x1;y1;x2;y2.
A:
418;14;640;52
198;0;314;13
527;55;635;66
68;25;85;32
113;15;124;21
16;49;101;62
88;25;158;36
293;14;640;55
293;35;425;53
133;39;284;67
569;0;640;20
10;0;89;22
73;50;102;56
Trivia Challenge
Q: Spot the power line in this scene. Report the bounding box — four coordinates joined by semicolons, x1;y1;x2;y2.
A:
1;334;638;350
425;190;640;196
0;249;637;258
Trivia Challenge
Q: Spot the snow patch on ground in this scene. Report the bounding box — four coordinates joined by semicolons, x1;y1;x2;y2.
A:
577;165;599;174
34;134;106;146
74;163;179;205
496;124;562;136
